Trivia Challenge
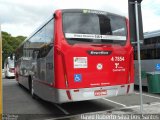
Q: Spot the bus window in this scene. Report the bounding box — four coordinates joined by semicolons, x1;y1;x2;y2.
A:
63;12;127;45
45;19;54;43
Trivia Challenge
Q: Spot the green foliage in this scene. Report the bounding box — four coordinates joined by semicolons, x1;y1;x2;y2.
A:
2;31;26;68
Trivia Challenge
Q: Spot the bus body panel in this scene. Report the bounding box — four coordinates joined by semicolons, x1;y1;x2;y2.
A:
18;76;29;89
33;81;134;103
54;10;134;90
59;44;133;89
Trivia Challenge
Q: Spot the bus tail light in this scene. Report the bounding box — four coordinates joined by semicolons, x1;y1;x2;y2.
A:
127;85;130;94
66;90;72;100
74;89;79;92
56;48;69;88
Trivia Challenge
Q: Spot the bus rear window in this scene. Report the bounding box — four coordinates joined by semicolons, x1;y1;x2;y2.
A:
63;12;127;45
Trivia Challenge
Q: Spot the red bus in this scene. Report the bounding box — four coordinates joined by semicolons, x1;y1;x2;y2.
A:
15;9;134;103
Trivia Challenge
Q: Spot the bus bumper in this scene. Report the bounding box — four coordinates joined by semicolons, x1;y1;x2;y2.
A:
54;83;134;103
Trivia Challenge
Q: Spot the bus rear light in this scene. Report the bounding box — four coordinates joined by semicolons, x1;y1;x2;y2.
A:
121;85;125;88
56;48;69;88
74;89;79;92
66;90;72;100
127;85;130;93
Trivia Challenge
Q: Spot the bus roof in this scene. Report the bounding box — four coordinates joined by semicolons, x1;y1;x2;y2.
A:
144;30;160;39
16;9;126;51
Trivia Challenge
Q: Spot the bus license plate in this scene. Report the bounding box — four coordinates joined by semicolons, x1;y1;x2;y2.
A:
94;90;107;96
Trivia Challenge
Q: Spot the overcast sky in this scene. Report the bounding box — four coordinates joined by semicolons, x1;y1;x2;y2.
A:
0;0;160;37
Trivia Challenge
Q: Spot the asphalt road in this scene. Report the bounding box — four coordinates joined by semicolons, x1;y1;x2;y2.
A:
3;77;160;120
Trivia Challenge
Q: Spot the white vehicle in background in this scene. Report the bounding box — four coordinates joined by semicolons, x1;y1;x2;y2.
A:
4;55;15;78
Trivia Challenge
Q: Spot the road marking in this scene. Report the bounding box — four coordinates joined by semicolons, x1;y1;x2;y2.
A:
135;92;160;100
53;104;70;115
123;102;160;109
151;102;160;105
102;98;127;107
45;102;160;120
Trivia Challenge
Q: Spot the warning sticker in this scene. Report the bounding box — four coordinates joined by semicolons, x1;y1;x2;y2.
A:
74;74;82;82
74;57;88;68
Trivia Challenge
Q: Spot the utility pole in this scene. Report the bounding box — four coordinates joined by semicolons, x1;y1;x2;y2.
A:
0;25;2;116
128;0;144;113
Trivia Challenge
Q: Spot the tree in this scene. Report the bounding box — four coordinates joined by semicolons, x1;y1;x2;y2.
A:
2;31;26;68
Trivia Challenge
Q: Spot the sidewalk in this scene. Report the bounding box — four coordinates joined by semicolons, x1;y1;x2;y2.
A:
110;102;160;114
132;102;160;114
66;102;160;120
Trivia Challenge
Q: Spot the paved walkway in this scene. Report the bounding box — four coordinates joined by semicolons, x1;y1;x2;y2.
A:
67;102;160;120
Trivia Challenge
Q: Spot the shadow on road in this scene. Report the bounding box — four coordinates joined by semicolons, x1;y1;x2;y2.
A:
16;83;115;119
